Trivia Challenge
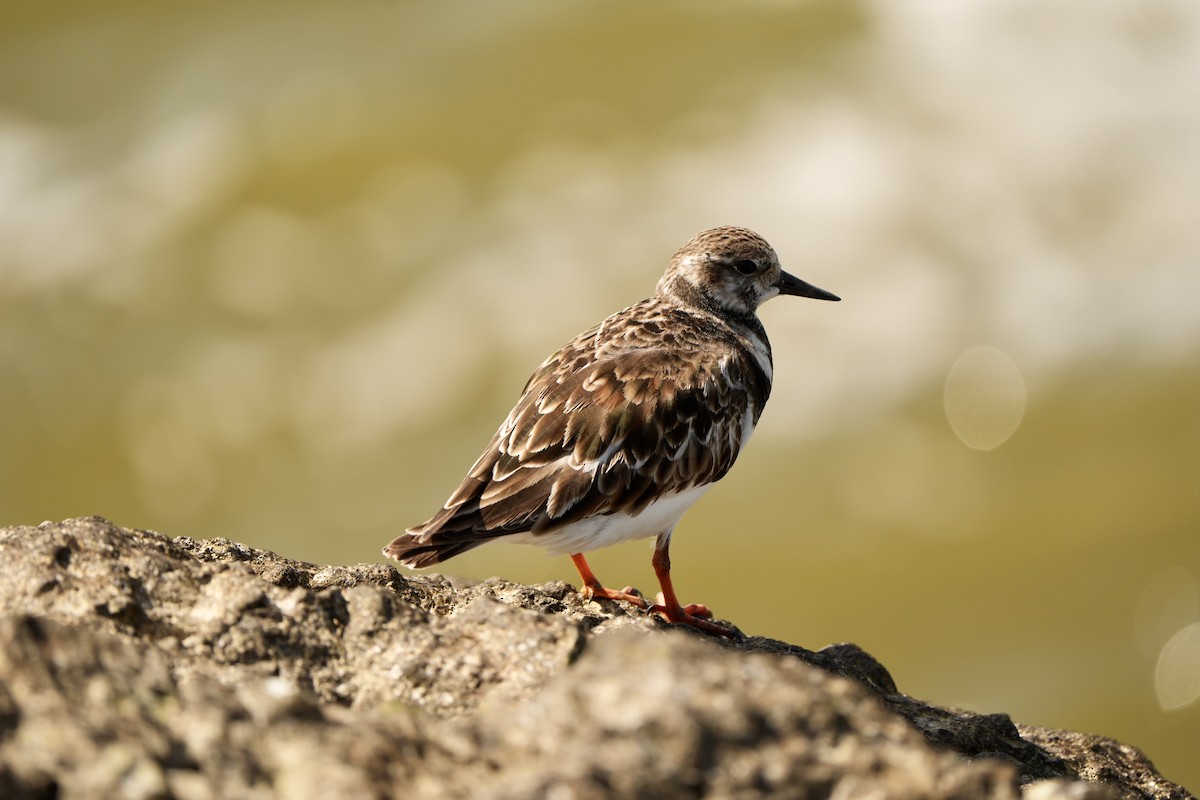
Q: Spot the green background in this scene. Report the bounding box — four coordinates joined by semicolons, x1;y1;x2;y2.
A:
2;1;1198;790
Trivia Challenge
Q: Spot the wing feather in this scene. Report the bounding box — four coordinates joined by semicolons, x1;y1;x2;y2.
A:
383;302;773;567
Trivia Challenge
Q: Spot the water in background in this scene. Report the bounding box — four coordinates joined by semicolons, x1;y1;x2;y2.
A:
2;0;1198;788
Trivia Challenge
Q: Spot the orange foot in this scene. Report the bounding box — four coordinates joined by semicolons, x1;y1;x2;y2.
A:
571;554;649;609
653;593;713;619
649;597;742;639
579;582;648;609
648;544;743;639
569;551;742;639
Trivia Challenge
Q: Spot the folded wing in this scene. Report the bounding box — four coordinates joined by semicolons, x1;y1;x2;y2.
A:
385;344;764;567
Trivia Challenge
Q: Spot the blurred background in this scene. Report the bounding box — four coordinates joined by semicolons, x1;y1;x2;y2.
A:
2;0;1198;788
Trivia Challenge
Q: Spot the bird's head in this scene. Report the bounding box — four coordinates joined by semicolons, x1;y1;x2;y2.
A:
657;226;839;317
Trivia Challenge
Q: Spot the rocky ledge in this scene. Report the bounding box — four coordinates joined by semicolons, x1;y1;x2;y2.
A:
0;517;1191;799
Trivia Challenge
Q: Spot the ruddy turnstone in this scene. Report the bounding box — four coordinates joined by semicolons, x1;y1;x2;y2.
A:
384;226;839;637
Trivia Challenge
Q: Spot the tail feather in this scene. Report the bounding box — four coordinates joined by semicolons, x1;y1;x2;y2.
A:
383;498;493;568
382;534;483;568
386;447;564;570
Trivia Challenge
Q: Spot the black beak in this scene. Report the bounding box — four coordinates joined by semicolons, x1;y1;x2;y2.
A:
775;270;840;301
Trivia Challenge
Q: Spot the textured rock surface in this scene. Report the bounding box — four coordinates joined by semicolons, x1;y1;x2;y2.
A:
0;517;1191;799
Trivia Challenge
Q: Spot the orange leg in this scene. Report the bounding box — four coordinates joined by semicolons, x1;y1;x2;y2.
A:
647;537;741;639
570;553;648;608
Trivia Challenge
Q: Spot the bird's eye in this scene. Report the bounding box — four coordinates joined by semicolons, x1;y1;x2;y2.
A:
733;259;758;275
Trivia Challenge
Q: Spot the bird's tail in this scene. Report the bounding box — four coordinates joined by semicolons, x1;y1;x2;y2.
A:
387;446;509;568
382;531;485;569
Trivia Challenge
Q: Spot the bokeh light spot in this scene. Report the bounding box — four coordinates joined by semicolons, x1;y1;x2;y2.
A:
1133;566;1200;658
944;346;1027;451
1155;622;1200;712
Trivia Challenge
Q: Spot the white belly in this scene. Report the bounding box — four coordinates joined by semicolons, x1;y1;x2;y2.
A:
506;483;711;556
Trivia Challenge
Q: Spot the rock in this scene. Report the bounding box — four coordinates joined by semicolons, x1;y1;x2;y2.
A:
0;516;1190;799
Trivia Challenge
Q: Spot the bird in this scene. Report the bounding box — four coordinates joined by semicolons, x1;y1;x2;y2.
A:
383;226;839;637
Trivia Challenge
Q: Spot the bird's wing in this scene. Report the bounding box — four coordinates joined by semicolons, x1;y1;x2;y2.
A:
405;342;767;547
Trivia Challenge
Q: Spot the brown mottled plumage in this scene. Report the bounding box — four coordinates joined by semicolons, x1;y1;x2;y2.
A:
384;226;839;637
